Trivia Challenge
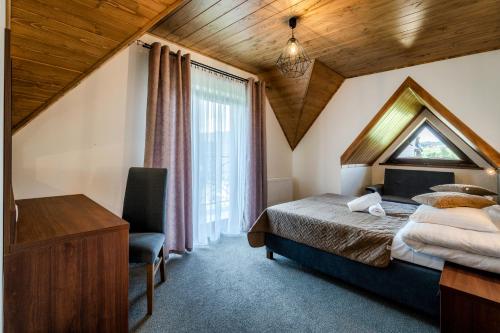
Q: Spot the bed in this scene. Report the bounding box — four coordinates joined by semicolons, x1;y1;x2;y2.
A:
248;194;442;317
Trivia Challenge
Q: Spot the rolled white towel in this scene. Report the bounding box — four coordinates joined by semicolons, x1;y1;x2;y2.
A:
347;192;382;212
368;203;386;217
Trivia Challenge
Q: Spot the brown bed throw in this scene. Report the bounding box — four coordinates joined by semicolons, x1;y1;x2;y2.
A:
248;194;417;267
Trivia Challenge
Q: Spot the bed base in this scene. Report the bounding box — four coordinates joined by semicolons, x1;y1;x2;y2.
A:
265;233;441;318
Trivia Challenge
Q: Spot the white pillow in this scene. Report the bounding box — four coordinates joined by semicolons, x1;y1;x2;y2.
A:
410;204;498;233
484;205;500;225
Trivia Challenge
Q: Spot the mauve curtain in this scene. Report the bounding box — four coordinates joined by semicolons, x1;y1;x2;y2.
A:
245;78;267;231
144;42;193;253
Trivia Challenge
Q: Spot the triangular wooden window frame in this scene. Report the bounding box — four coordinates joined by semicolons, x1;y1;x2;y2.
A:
385;120;478;169
341;77;500;168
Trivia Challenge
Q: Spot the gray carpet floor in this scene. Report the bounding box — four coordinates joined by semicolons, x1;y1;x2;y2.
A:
129;235;438;333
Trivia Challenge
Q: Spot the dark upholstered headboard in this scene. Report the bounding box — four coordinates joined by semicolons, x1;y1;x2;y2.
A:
384;169;455;199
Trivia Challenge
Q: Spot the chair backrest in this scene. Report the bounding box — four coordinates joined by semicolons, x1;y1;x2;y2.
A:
384;168;454;198
123;167;168;233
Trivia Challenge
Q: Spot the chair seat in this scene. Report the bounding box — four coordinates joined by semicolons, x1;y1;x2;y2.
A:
129;233;165;264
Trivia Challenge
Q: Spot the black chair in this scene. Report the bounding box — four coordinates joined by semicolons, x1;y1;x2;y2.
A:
123;167;168;315
366;169;455;204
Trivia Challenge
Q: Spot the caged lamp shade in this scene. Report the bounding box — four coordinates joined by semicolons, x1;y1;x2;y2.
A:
276;17;312;78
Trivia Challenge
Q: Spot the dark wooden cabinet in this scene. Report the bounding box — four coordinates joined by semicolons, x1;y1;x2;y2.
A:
4;195;129;333
440;262;500;333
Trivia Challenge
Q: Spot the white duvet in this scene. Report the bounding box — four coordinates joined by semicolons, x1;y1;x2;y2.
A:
400;220;500;274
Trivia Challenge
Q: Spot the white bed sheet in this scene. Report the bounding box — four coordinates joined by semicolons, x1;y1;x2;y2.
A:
400;220;500;274
391;227;444;271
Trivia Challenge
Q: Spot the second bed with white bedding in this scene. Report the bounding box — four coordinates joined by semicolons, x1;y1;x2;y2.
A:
400;219;500;274
391;226;444;271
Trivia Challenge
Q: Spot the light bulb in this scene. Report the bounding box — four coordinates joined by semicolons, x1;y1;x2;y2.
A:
289;42;298;56
486;168;497;176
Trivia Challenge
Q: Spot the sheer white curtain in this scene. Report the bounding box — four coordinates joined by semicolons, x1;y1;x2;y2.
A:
191;65;249;246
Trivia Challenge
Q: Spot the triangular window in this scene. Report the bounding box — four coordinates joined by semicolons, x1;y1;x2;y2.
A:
386;121;478;168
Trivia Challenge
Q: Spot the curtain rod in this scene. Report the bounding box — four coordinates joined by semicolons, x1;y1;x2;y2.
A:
136;40;249;83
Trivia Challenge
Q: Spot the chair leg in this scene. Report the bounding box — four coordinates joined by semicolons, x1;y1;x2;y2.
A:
159;246;166;282
147;263;154;315
266;250;273;260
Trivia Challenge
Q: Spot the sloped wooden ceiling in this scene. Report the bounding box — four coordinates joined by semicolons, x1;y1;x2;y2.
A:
12;0;500;142
341;77;500;168
11;0;185;131
150;0;500;148
151;0;500;77
260;60;344;149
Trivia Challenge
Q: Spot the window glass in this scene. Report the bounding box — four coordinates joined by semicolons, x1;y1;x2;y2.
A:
396;126;460;160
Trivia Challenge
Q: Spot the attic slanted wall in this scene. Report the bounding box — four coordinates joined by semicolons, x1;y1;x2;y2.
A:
341;77;500;168
11;0;185;132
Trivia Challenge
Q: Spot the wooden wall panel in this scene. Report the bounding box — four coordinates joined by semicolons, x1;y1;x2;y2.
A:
11;0;185;131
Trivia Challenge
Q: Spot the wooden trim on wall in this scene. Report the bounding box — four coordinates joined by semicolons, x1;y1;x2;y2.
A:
4;27;15;255
385;120;478;168
341;77;500;168
368;106;422;166
406;78;500;168
340;77;415;165
379;162;483;170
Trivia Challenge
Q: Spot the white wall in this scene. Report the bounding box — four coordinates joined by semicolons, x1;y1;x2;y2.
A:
12;33;292;214
266;98;292;179
340;166;371;196
12;34;499;211
293;50;500;199
265;98;293;205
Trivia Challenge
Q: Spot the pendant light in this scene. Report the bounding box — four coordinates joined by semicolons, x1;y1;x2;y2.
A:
276;16;312;78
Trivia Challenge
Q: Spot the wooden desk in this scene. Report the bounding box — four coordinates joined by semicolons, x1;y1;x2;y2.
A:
4;195;129;333
440;262;500;333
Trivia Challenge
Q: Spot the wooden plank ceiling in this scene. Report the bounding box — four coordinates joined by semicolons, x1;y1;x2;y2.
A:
12;0;500;147
341;77;500;168
152;0;500;77
150;0;500;148
11;0;185;131
261;60;344;149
